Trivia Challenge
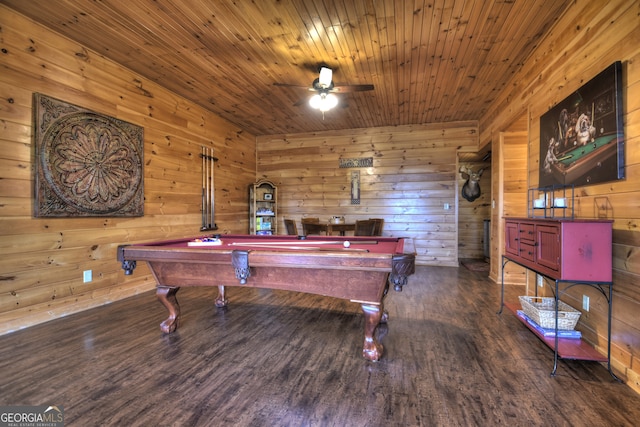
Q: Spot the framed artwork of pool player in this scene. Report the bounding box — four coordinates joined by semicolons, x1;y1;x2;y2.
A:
34;94;144;217
539;61;624;188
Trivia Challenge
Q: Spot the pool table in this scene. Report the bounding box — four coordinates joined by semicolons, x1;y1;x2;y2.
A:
551;134;619;184
117;234;416;361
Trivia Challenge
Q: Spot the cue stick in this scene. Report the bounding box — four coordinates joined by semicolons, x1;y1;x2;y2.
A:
556;154;573;161
209;147;215;228
228;240;379;246
558;120;563;140
228;244;369;252
204;148;211;228
201;146;206;228
205;146;210;227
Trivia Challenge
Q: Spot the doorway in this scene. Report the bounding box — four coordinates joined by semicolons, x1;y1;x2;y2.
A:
457;148;492;269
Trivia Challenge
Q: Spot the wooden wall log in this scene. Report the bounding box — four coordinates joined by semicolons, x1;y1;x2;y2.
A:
257;122;478;266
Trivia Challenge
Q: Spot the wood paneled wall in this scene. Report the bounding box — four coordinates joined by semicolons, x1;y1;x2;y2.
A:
480;0;640;393
256;123;478;266
0;6;256;334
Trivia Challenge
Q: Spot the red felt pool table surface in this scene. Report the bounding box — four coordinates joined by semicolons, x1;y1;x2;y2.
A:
117;234;416;361
145;234;405;252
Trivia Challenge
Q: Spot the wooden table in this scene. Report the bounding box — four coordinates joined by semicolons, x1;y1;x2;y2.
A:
301;222;355;236
118;234;416;361
326;222;355;235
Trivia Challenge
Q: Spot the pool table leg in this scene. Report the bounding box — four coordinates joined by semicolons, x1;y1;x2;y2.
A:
156;286;180;334
361;303;383;361
381;279;390;323
215;285;228;307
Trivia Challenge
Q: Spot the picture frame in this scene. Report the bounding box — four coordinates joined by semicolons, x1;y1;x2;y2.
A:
263;193;273;201
539;61;624;188
351;170;360;205
33;93;144;217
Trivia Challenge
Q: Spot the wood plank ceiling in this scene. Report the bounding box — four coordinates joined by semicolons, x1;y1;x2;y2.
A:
1;0;571;136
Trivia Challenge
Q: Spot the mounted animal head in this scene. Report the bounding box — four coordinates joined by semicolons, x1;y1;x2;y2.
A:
459;166;485;202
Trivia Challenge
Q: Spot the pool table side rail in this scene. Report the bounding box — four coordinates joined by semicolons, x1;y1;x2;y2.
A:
119;246;401;271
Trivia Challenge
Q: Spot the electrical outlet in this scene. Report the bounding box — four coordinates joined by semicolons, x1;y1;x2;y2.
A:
83;270;92;283
537;274;544;287
444;203;450;210
583;295;590;312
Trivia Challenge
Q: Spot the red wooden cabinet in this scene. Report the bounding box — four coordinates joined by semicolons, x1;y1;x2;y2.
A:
501;217;617;378
504;218;612;282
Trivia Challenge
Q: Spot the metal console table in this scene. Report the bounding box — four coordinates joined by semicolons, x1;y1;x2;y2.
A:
500;255;619;380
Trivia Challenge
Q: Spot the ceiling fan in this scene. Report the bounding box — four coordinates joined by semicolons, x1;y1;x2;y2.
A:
274;66;374;114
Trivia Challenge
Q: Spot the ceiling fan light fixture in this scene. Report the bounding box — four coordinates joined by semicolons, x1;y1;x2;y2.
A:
309;93;322;109
324;93;338;110
309;92;338;112
318;67;332;88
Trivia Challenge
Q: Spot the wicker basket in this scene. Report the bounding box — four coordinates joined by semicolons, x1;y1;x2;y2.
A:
518;296;581;330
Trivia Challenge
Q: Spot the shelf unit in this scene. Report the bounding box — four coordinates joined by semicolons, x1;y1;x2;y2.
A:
503;301;607;362
527;184;574;219
249;180;277;235
500;217;618;379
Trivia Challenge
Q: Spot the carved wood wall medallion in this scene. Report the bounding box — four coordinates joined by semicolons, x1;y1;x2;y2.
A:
34;93;144;217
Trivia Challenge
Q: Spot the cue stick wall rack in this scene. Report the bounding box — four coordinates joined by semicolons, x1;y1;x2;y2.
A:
200;146;218;231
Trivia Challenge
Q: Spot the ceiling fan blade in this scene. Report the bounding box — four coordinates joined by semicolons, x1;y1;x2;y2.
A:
330;84;375;93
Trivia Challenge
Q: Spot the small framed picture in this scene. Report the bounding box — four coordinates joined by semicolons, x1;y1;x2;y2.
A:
263;193;273;200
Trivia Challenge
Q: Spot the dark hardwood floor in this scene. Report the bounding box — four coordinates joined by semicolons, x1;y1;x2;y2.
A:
1;265;638;426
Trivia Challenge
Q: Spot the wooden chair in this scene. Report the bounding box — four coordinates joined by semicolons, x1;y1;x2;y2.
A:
369;218;384;236
354;219;377;236
300;217;324;235
302;222;327;236
284;219;298;235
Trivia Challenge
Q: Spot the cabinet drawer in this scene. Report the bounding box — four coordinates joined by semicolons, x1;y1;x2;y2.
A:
519;242;536;262
518;223;535;242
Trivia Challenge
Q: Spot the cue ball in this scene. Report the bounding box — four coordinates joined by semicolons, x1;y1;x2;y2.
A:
343;241;351;248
